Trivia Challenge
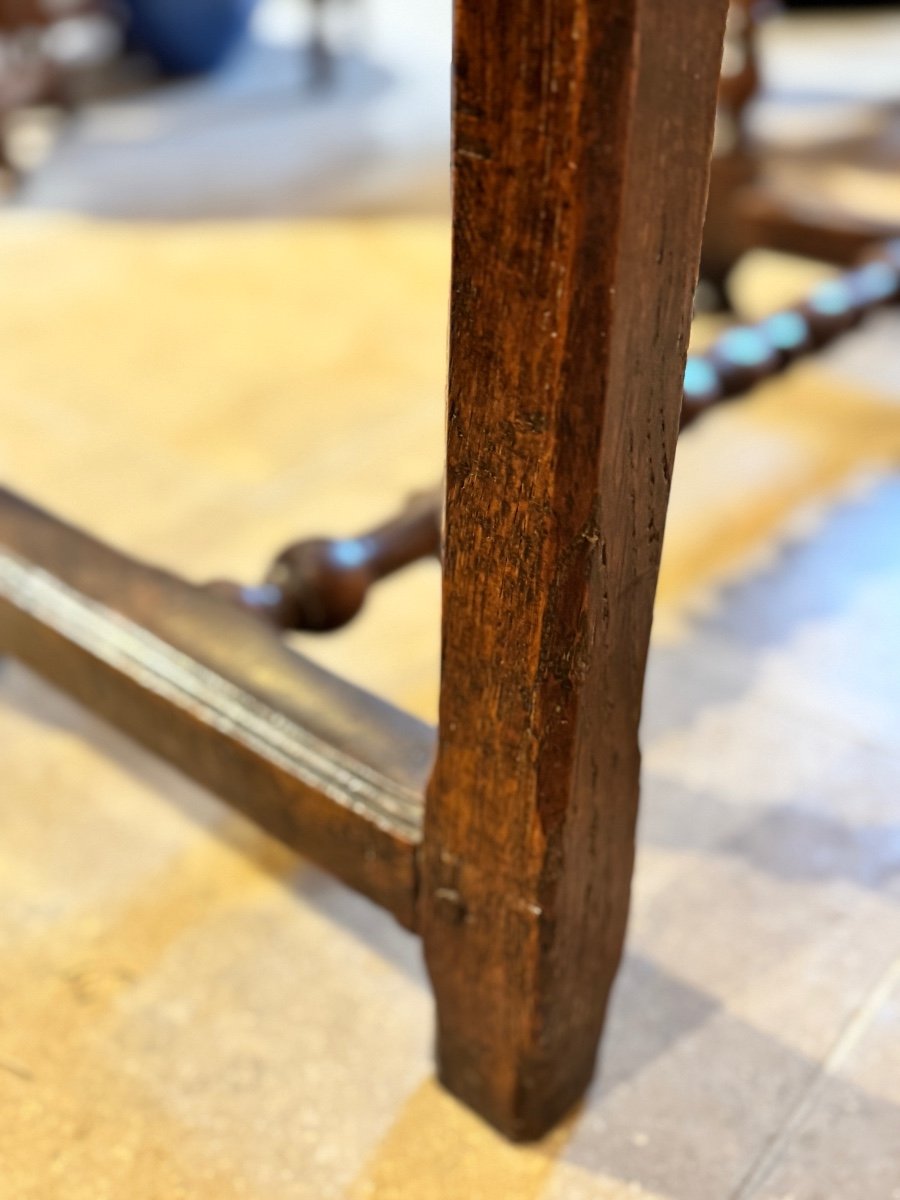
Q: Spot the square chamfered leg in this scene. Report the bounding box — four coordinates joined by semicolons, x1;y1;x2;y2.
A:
0;0;731;1148
421;0;729;1140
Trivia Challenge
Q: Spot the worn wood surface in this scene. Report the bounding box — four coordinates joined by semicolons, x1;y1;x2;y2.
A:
2;209;900;1197
421;0;729;1139
235;237;900;593
0;487;431;927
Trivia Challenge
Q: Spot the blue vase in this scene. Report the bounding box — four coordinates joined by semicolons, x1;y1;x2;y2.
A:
122;0;256;76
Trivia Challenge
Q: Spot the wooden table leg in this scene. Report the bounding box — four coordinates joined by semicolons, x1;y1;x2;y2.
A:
421;0;729;1140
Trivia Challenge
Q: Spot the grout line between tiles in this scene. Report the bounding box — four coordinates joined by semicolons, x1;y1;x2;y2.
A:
730;953;900;1200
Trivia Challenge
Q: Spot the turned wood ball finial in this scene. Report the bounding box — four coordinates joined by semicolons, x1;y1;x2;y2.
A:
207;241;900;632
208;485;443;633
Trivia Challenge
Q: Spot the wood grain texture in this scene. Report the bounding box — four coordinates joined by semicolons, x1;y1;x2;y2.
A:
422;0;729;1139
0;488;431;927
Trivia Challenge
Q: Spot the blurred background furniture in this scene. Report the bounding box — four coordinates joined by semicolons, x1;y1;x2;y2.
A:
0;0;363;190
214;238;900;634
0;0;118;183
705;0;900;306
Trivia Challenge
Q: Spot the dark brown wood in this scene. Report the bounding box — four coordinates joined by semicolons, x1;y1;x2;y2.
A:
1;0;893;1145
200;236;900;657
252;244;899;627
684;239;900;419
0;488;431;927
421;0;729;1141
1;0;57;26
210;485;442;632
0;0;101;32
